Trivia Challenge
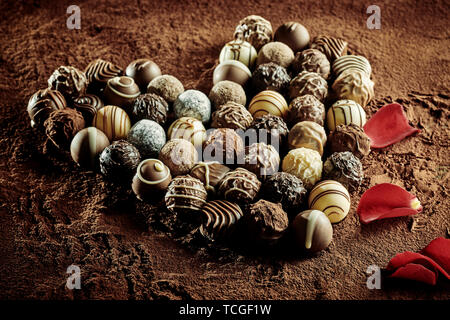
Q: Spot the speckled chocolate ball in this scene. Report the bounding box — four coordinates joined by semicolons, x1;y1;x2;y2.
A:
292;48;331;80
48;65;87;102
209;80;247;109
251;62;291;96
323;151;364;192
127;119;166;158
211;102;253;130
147;75;184;104
257;42;295;68
99;140;141;180
250;114;289;146
173;89;211;124
131;93;168;125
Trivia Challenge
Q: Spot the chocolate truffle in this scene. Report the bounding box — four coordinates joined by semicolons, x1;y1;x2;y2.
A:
103;76;140;111
190;161;231;194
288;121;327;155
27;88;67;128
48;65;87;102
243;142;280;179
248;90;289;120
289;71;328;102
85;59;122;94
288;94;325;126
70;127;110;169
44;108;85;149
147;75;184;104
250;114;289;146
200;200;243;240
308;180;351;224
92;105;131;141
260;172;307;215
208;80;247;109
233;15;273;51
217;168;261;203
219;40;258;70
291;49;331;80
292;210;333;253
332;55;372;78
251;62;291;96
327;124;371;159
132;159;172;201
246;200;289;245
73;94;104;124
282;147;322;190
274;22;310;53
131;93;168;125
256;42;295;69
127;119;166;158
326;99;366;131
203;128;244;166
173;89;211;124
323;151;364;192
332;69;374;107
211;102;253;130
310;35;348;63
125;58;161;91
164;175;207;215
158;139;198;177
213;60;252;87
168;117;206;150
99;140;141;180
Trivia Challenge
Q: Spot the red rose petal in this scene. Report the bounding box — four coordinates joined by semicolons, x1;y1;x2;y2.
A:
357;183;422;224
420;237;450;277
386;251;449;279
363;103;420;148
390;263;437;285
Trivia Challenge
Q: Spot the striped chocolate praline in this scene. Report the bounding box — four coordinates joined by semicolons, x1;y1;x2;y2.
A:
164;175;207;216
200;200;243;239
73;94;104;123
70;127;110;170
326;99;366;132
248;90;289;120
103;76;141;112
92;105;131;141
27;88;67;128
167;117;206;150
85;59;123;94
310;35;348;63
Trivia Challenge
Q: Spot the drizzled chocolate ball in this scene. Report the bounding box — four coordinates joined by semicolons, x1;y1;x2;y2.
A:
289;71;328;102
323;151;364;192
243;142;280;180
250;114;289;146
190;161;231;194
234;15;273;51
292;209;333;253
85;59;123;94
131;93;168;125
291;48;331;80
99;140;141;180
73;94;104;124
288;94;326;126
48;65;87;102
164;175;207;215
200;200;243;240
217;168;261;203
27;88;67;128
211;102;253;130
251;63;291;96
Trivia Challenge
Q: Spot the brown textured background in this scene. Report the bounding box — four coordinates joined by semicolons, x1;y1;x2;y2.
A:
0;0;449;299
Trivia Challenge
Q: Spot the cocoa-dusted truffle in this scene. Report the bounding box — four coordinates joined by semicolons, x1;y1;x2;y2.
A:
27;88;67;128
289;71;328;102
44;108;85;149
251;62;291;96
282;147;322;190
125;58;161;91
291;48;331;80
243;142;280;179
217;168;261;203
48;65;87;102
250;114;289;146
131;93;168;125
203;128;244;166
209;80;246;109
164;175;207;215
310;35;348;63
274;22;310;53
288;94;325;126
132;159;172;201
234;15;273;51
256;42;295;69
211;102;253;130
288;121;327;156
99;140;141;180
260;172;307;216
323;151;364;192
73;94;103;124
158;139;198;177
103;76;140;111
147;75;184;104
190;161;231;194
328;124;371;159
332;69;374;108
85;59;122;94
292;209;333;253
246;199;289;245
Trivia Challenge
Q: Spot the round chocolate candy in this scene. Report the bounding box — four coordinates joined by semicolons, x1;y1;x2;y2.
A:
326;99;366;132
291;48;330;80
200;200;243;240
288;94;325;126
168;117;206;150
274;21;310;53
211;101;253;130
233;15;273;51
103;76;140;111
158;139;198;177
308;180;351;223
289;71;328;102
147;75;184;104
127;119;166;159
310;35;348;63
125;58;161;91
48;65;87;102
248;90;289;120
132;159;172;201
256;42;295;69
327;124;371;159
250;114;289;146
164;175;208;215
131;93;168;125
219;40;258;70
44;108;85;149
251;62;291;96
243;142;280;180
332;69;374;107
85;59;123;94
218;168;261;203
190;161;231;194
288;121;327;156
173;89;211;124
70;127;110;169
92;105;131;141
203;128;244;166
73;94;104;124
27;88;67;128
99;140;141;180
282;147;322;190
209;80;247;109
323;151;364;192
332;55;372;78
213;60;252;87
292;209;333;253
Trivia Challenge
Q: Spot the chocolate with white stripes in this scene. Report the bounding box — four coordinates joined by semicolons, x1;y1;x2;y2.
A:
217;168;261;203
92;105;131;141
326;99;366;132
164;175;208;215
168;117;206;149
248;90;289;120
85;59;123;94
310;35;348;63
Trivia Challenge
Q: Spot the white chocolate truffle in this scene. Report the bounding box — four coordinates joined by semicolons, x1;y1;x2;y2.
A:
281;147;322;189
332;69;374;107
326;99;367;132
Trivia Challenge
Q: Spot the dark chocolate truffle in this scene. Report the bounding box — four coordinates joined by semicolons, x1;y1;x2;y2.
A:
200;200;243;240
131;93;168;125
44;108;85;149
125;58;161;91
288;94;325;126
203;128;244;166
103;76;140;111
70;127;110;169
189;161;231;194
48;65;87;102
85;59;123;94
234;15;273;51
132;159;172;201
217;168;261;203
251;62;291;96
291;48;331;80
147;75;184;104
328;124;371;159
250;114;289;146
158;139;198;177
292;209;333;253
99;140;141;180
73;94;104;123
256;42;295;69
211;102;253;130
274;22;310;53
243;142;280;179
27;88;67;128
289;71;328;102
209;80;247;109
323;152;364;192
310;35;348;63
164;175;207;215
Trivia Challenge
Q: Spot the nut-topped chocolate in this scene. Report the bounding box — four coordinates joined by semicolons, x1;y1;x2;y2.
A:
292;209;333;253
274;22;310;53
332;69;374;107
103;76;141;111
27;88;67;128
44;108;85;149
310;35;348;63
131;93;168;125
243;142;280;179
125;58;161;91
203;128;244;166
234;15;273;51
251;62;291;96
288;121;327;156
211;101;253;130
250;114;289;146
132;159;172;201
164;175;207;215
217;168;261;203
291;48;331;80
73;94;104;124
99;140;141;180
327;124;371;159
200;200;243;240
190;161;231;194
48;65;87;102
85;59;123;94
289;71;328;102
323;151;364;192
288;94;326;126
